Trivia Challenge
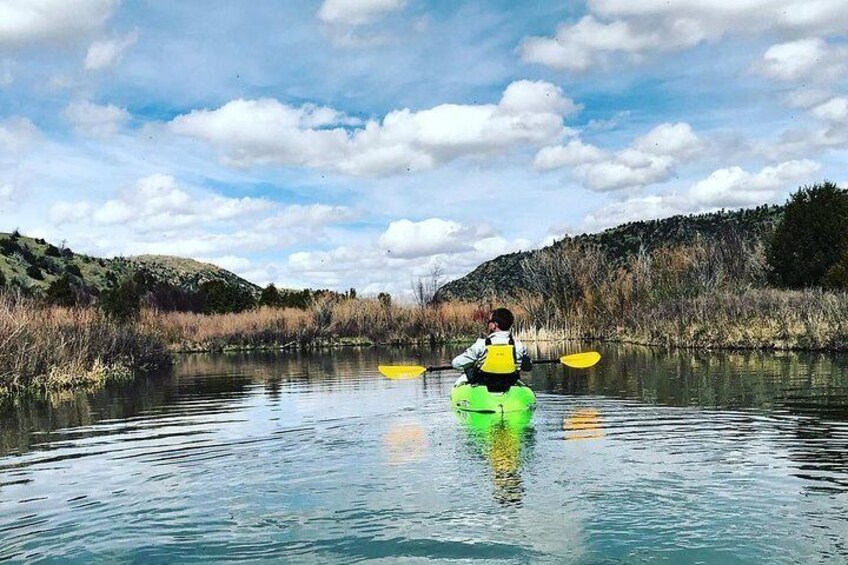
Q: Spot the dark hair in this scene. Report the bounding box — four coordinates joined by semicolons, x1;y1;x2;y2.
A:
490;307;514;330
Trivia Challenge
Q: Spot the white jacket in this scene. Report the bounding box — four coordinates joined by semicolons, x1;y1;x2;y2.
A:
451;330;532;372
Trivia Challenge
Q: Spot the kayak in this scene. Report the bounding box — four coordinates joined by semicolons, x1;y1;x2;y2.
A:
450;382;536;414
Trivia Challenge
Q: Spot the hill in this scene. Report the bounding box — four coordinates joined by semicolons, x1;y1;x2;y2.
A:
435;205;784;301
0;231;258;299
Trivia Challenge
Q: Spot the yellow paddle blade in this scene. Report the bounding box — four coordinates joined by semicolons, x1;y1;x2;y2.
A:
378;365;427;379
560;351;601;369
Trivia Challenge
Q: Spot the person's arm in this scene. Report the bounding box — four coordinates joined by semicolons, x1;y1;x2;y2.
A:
517;342;532;372
452;339;484;370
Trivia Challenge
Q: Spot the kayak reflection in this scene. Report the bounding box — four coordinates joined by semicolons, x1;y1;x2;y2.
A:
455;410;535;506
563;408;604;441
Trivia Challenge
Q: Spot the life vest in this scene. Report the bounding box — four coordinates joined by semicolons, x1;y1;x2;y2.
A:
478;336;518;375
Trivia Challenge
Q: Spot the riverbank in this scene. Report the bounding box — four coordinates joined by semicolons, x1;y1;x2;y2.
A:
0;297;490;399
5;287;848;402
0;296;171;399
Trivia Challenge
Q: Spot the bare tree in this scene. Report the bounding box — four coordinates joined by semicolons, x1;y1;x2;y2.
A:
412;264;445;308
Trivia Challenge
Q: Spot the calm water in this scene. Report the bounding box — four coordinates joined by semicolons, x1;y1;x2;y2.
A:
3;345;848;563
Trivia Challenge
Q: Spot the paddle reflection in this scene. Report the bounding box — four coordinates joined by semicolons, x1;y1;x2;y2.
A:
563;408;605;441
383;420;428;466
455;411;535;506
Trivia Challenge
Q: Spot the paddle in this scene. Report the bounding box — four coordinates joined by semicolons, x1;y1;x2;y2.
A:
378;351;601;380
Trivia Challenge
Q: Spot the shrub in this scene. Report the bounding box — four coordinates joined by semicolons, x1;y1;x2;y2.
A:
26;264;43;280
769;181;848;288
65;263;83;278
99;276;143;322
45;244;61;257
46;274;78;307
199;280;257;314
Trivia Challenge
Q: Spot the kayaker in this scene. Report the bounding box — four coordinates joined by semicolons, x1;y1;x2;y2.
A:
451;308;532;391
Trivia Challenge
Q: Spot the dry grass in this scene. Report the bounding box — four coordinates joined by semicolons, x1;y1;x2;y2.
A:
0;294;169;396
143;299;499;351
513;234;848;350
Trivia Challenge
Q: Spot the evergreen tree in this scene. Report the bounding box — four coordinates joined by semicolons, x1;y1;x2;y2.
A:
769;181;848;288
46;274;77;307
259;283;282;307
100;275;143;322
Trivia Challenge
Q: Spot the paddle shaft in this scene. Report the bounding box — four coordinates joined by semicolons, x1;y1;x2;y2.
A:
424;358;562;372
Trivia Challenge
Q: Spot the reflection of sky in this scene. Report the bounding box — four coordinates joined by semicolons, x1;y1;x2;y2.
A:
2;347;848;562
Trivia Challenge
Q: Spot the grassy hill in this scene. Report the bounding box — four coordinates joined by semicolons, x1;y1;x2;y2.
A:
435;205;784;301
0;231;258;299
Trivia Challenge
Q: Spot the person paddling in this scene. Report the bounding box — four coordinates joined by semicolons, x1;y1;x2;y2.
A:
451;308;532;392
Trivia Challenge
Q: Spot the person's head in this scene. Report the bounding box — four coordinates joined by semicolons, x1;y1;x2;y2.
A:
488;307;514;331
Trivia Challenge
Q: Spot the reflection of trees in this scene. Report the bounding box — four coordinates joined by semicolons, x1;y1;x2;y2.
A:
455;411;535;506
0;345;457;458
531;344;848;412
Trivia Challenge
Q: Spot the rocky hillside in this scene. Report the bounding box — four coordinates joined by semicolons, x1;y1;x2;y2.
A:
435;205;783;301
0;231;258;298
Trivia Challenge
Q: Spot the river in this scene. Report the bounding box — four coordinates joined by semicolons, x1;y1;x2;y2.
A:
2;344;848;563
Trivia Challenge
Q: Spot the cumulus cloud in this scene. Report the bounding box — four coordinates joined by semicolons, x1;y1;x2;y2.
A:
85;30;138;71
536;122;703;191
378;218;472;258
170;80;578;176
287;217;531;296
0;116;39;152
520;0;848;72
689;159;821;208
534;139;607;170
0;0;117;49
56;174;273;232
583;159;821;231
758;38;848;83
811;97;848;123
63;100;130;137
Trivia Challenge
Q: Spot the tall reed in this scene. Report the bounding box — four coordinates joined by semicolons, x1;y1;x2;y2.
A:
0;294;169;396
514;230;848;350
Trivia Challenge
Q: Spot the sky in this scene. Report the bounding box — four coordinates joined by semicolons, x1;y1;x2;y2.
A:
1;0;847;297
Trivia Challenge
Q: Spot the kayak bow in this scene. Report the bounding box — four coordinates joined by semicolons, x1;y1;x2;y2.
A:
450;382;536;414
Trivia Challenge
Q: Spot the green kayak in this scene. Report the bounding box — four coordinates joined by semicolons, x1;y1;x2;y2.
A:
450;383;536;414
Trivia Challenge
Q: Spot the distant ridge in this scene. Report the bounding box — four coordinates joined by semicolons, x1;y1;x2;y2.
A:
435;205;783;301
0;232;258;296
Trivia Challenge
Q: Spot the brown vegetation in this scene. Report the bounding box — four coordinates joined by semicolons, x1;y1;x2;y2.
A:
0;294;170;397
514;231;848;350
142;299;494;352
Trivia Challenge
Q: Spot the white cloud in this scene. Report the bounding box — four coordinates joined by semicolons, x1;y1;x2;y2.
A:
759;38;848;83
632;122;703;160
259;204;359;230
584;158;822;231
61;174;273;231
534;139;607;170
0;0;117;48
287;220;531;296
85;30;138;71
520;15;666;72
521;1;848;72
0;116;39;152
689;159;821;208
811;97;848;123
318;0;405;26
536;122;703;191
49;201;92;224
378;218;471;258
63;100;130;137
170;80;577;176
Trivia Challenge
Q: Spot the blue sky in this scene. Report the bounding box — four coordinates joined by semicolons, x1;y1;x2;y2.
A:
1;0;847;296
